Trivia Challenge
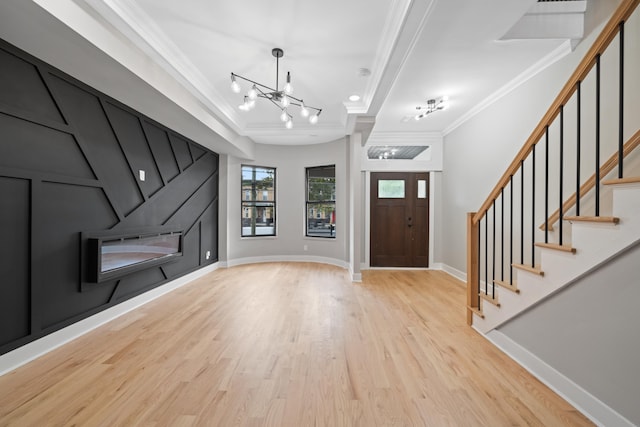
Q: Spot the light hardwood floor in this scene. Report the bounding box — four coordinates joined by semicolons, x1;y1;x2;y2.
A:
0;263;593;426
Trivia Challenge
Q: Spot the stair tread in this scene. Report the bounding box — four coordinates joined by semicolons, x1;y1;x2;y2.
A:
603;176;640;185
494;280;520;294
564;215;619;224
535;242;577;253
512;263;544;276
467;306;485;319
479;293;501;307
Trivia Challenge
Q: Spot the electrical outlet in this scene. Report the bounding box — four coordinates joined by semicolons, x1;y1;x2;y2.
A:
206;250;211;260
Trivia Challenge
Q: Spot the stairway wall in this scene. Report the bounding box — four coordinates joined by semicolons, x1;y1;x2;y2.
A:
498;241;640;426
440;0;633;272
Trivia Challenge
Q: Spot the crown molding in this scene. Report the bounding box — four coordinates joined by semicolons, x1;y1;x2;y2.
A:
85;0;243;132
443;39;572;136
348;0;413;115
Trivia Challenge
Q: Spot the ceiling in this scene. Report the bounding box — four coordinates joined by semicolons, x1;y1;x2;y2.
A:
5;0;586;153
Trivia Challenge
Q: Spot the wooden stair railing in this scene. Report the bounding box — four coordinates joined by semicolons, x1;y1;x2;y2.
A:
467;0;640;325
541;128;640;231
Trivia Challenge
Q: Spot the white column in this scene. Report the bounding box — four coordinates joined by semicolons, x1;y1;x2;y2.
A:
349;133;363;281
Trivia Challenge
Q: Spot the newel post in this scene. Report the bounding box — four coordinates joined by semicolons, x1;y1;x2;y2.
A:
467;212;479;325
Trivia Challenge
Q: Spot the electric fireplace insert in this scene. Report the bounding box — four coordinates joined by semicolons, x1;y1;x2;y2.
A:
85;227;183;282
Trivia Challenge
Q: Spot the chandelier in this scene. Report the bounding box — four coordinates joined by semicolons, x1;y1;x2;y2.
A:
230;48;322;129
415;96;448;120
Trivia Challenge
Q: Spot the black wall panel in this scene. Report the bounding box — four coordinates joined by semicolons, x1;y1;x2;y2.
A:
0;38;219;355
143;121;180;184
0;177;30;347
170;134;194;171
0;49;64;124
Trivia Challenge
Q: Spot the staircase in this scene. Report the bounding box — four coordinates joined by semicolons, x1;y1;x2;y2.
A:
472;180;640;332
466;0;640;331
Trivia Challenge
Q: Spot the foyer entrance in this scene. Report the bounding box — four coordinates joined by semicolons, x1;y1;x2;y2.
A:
370;172;429;267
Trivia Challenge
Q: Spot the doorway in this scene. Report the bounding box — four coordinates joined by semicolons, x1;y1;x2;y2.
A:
370;172;429;267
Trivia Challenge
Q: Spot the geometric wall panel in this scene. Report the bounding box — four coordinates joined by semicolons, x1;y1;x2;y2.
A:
0;48;64;124
0;38;219;355
0;114;95;179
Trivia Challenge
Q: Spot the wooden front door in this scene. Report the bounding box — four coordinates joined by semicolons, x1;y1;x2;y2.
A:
370;172;429;267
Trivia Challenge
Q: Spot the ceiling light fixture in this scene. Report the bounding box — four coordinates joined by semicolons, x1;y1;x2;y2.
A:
230;48;322;129
415;96;448;120
349;94;361;102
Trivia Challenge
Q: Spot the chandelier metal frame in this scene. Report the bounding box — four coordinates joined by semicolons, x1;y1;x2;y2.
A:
230;48;322;128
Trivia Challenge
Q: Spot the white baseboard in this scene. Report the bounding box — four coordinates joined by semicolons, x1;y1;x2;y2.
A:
0;263;221;377
483;329;635;427
226;255;349;270
441;263;467;283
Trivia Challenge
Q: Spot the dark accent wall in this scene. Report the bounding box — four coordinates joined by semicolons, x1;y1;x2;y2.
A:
0;39;219;355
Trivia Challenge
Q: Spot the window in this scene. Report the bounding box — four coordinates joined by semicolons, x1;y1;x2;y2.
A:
241;165;276;237
306;165;335;238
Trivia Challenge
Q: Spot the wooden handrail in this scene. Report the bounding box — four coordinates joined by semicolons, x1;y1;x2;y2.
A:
472;0;640;225
540;128;640;230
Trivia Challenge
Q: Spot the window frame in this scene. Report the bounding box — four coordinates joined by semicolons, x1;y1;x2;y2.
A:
305;164;336;239
241;165;276;237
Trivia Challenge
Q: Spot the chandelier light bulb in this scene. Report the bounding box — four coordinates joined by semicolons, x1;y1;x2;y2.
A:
309;112;319;125
285;118;293;129
230;75;241;93
239;96;250;111
281;95;290;108
248;85;258;100
300;101;310;118
280;109;289;122
248;98;256;110
284;72;293;95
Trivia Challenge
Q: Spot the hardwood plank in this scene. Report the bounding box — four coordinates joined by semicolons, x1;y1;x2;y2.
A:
513;263;545;276
479;292;501;307
535;242;577;253
603;176;640;185
494;279;520;294
564;216;620;225
0;263;592;426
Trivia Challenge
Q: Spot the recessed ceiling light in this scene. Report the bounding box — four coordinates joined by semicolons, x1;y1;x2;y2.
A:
349;95;361;102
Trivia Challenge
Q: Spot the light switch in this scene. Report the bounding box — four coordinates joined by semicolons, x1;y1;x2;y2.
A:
139;170;146;181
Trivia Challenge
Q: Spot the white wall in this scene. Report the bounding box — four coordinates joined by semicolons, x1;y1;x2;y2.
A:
225;139;348;267
498;241;640;426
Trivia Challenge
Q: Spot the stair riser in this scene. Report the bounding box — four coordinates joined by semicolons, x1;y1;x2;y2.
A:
475;186;640;333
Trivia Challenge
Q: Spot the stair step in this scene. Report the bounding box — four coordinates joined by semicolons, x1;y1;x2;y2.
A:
494;280;520;294
512;263;544;276
564;215;619;225
479;293;501;307
467;306;485;319
535;242;577;253
603;176;640;185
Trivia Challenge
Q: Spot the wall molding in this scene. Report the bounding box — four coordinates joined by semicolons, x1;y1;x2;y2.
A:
443;39;573;136
483;329;636;427
225;256;349;271
0;263;220;377
441;263;467;283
